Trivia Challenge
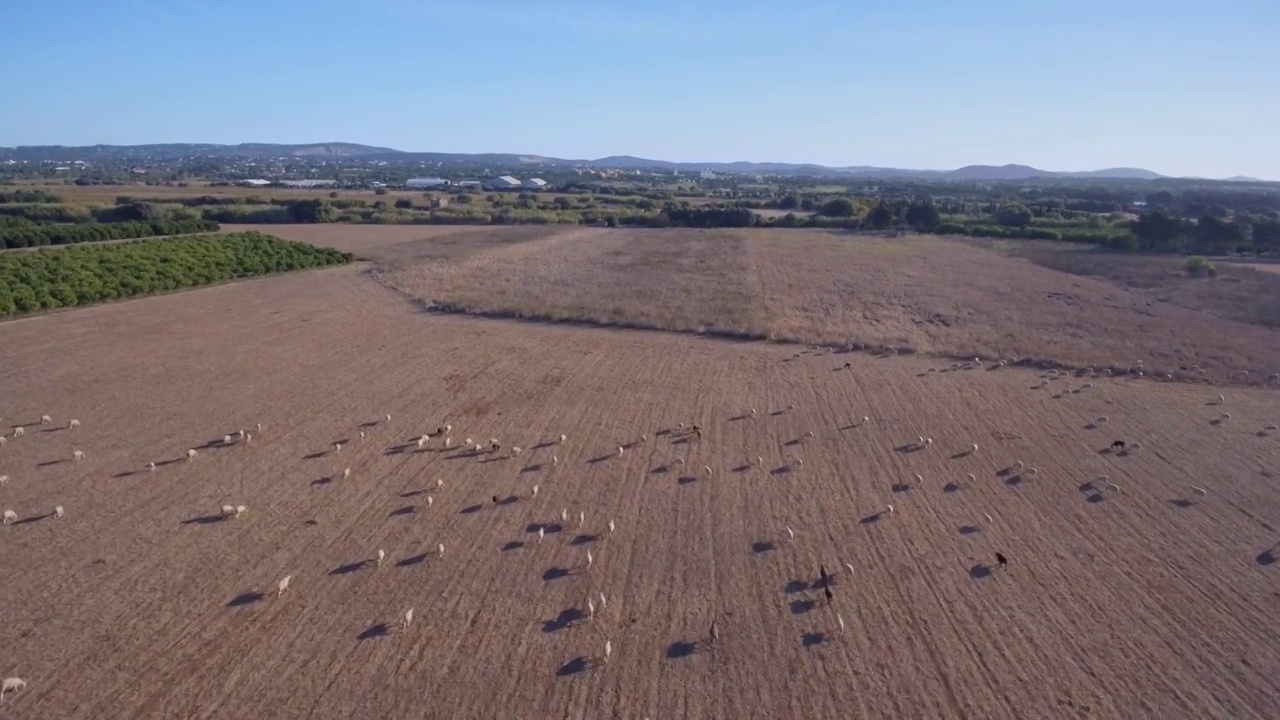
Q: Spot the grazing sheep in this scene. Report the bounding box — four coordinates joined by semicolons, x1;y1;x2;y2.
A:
675;458;685;466
913;473;923;485
1103;482;1121;493
1096;416;1109;424
1264;424;1278;432
607;519;616;535
984;512;994;524
465;437;474;446
333;442;343;453
1110;440;1126;450
677;423;686;431
436;478;444;489
559;433;567;444
1220;412;1232;420
376;549;385;567
234;505;247;518
343;468;351;479
604;640;612;663
617;446;625;457
40;414;52;425
444;436;453;449
186;449;198;461
0;476;6;486
148;461;156;471
1012;461;1024;470
532;484;540;497
277;574;292;597
385;414;392;423
787;404;796;411
71;450;85;462
805;431;815;439
965;473;976;484
437;543;445;558
511;446;523;457
599;590;607;609
587;597;596;619
245;433;252;443
1025;468;1038;476
861;416;870;424
402;607;414;631
844;562;854;576
221;504;235;517
709;619;720;647
887;504;895;515
473;444;483;453
757;455;764;468
426;496;434;508
489;439;501;453
1216;395;1225;405
586;549;594;569
417;436;428;449
12;427;23;437
837;613;846;635
68;419;80;429
750;408;757;417
237;429;246;440
224;435;233;445
704;465;713;476
359;431;366;440
445;424;453;433
995;552;1009;570
256;422;263;432
578;510;585;527
561;508;569;522
0;436;6;446
785;525;795;544
538;527;545;543
794;458;804;468
1;677;27;698
2;510;16;524
1191;485;1208;497
970;443;979;454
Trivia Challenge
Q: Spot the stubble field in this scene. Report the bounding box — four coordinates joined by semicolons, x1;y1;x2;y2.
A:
2;227;1279;719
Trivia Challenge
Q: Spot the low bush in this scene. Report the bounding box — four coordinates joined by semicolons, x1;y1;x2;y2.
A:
0;219;219;249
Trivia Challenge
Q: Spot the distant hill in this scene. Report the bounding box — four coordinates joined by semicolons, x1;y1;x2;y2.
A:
0;142;1208;180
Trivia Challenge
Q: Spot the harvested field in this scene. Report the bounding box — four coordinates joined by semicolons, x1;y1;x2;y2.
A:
2;262;1279;718
269;225;1280;383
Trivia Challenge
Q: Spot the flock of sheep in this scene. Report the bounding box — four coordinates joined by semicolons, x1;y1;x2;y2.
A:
2;349;1276;704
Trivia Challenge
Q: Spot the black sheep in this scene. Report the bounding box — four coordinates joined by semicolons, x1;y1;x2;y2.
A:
995;552;1009;570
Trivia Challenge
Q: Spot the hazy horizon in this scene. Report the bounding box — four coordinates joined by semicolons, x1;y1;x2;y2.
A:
3;0;1276;179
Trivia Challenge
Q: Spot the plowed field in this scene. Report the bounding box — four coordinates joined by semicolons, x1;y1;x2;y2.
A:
2;238;1279;719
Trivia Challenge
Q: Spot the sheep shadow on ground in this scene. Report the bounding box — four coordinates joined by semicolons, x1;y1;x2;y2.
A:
311;477;333;487
40;426;68;434
769;410;785;417
330;561;367;576
358;421;380;429
790;599;817;615
389;505;417;517
459;504;482;515
666;641;698;659
650;464;670;475
1169;498;1196;509
1078;482;1096;493
1255;547;1278;566
950;451;974;460
784;438;802;448
227;591;266;607
891;482;911;494
784;579;810;594
671;437;691;446
303;451;329;460
728;414;750;422
860;512;884;525
14;513;53;525
969;564;992;580
397;553;427;567
1210;418;1225;426
521;463;543;473
532;440;556;450
556;656;591;677
959;525;981;535
770;466;792;476
400;490;423;498
677;475;698;485
357;623;390;641
528;522;564;535
181;513;228;526
384;444;411;456
894;444;922;454
996;467;1014;477
1086;493;1105;504
112;470;139;479
497;496;520;506
1004;475;1024;487
570;533;599;546
732;464;752;473
543;566;571;582
587;454;614;464
802;632;827;648
752;541;776;554
303;520;318;527
502;541;525;552
542;607;587;633
36;459;70;468
944;482;961;493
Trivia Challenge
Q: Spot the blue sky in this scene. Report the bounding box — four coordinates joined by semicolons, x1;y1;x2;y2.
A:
2;0;1277;178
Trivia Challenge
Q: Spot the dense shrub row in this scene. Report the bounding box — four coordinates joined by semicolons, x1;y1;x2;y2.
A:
0;219;220;249
0;189;62;204
0;232;352;317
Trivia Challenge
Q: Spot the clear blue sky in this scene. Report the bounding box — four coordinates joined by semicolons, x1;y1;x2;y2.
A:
3;0;1277;178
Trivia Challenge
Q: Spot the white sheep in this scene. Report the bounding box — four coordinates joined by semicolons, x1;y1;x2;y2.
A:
913;473;923;485
586;549;594;569
12;427;23;437
970;443;979;454
277;574;292;597
837;613;846;635
861;416;869;424
750;408;757;417
757;455;764;468
1191;485;1208;497
587;597;596;619
805;431;815;439
794;458;804;468
444;436;453;448
237;429;246;439
552;455;559;465
376;549;385;567
561;508;569;522
465;437;474;446
186;449;198;461
1104;482;1120;493
984;512;993;524
437;543;445;558
1;677;26;697
604;639;612;663
538;527;545;543
1025;468;1038;476
677;422;686;431
785;525;795;544
72;450;85;462
256;422;263;432
473;444;483;453
1096;416;1109;424
532;484;540;497
1263;424;1278;432
221;504;235;516
2;509;16;524
333;442;342;453
245;433;252;443
578;510;585;527
148;461;156;471
68;419;80;429
417;436;428;449
559;433;567;444
445;424;452;433
617;446;625;457
1219;412;1232;420
223;434;233;445
426;496;434;508
235;505;247;518
1216;395;1225;405
1012;461;1024;470
0;436;6;446
40;414;52;425
887;504;895;515
787;403;796;411
436;478;444;489
599;590;607;609
512;446;523;457
359;431;366;440
402;607;414;631
964;473;976;486
0;475;6;486
675;458;685;466
704;465;713;476
608;519;615;535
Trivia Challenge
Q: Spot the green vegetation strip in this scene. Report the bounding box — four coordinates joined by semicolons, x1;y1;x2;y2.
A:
0;216;220;249
0;231;352;317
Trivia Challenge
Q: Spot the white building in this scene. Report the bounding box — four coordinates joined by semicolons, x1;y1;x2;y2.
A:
406;177;449;189
281;179;337;188
525;177;548;189
239;179;272;187
483;175;522;190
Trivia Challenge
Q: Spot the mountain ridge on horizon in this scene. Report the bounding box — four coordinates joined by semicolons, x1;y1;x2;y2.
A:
0;142;1267;182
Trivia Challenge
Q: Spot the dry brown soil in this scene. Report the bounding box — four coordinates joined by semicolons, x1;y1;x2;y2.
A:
2;258;1279;719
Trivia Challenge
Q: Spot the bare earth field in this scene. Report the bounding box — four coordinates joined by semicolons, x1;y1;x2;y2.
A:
2;260;1280;719
254;225;1280;384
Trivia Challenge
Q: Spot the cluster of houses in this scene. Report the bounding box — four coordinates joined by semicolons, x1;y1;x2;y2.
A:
406;176;547;191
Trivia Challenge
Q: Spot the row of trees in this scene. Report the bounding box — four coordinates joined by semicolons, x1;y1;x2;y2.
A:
0;189;62;204
0;218;219;249
0;232;352;317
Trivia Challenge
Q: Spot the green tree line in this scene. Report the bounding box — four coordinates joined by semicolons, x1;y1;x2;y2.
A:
0;218;220;249
0;231;352;317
